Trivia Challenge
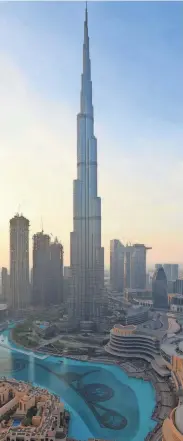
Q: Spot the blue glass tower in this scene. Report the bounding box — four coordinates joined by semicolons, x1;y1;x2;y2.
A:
70;5;104;325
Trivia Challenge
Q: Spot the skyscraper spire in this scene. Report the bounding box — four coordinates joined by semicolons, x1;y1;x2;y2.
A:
81;2;92;117
85;1;88;25
70;5;104;328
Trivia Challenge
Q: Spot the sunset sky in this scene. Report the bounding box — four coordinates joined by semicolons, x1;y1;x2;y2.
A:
0;1;182;269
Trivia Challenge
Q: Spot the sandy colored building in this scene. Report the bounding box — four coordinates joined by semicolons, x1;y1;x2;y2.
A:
0;380;69;441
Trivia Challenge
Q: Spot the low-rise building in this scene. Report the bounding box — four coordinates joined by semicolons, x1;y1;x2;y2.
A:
162;406;183;441
0;380;69;441
105;323;161;362
105;312;169;362
161;336;183;440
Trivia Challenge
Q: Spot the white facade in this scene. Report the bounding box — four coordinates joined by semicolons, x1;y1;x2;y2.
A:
69;7;104;323
10;214;29;309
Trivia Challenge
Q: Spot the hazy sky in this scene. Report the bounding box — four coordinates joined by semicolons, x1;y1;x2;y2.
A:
0;1;182;269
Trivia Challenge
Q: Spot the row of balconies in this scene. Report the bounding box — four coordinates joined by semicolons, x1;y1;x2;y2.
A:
110;338;160;351
109;343;159;354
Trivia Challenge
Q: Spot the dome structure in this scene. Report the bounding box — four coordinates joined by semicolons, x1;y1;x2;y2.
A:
175;405;183;434
152;266;168;309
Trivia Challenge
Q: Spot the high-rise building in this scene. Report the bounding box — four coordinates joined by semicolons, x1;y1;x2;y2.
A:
32;232;50;307
124;245;133;289
130;244;151;290
173;278;183;295
171;264;179;281
1;267;10;303
152;266;168;309
155;263;179;282
163;264;172;282
124;244;151;289
146;272;153;290
32;233;64;307
64;266;71;304
49;237;63;304
110;240;125;292
69;5;104;326
163;263;179;282
10;214;29;309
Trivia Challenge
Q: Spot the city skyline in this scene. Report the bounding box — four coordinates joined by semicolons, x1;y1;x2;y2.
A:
0;1;182;268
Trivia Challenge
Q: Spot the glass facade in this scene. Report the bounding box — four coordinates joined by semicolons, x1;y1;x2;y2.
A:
152;267;168;309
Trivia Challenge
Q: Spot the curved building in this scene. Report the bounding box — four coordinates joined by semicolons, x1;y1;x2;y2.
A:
105;324;161;361
162;406;183;441
152;266;168;309
161;335;183;440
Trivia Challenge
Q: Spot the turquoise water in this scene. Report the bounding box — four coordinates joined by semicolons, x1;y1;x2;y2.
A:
0;329;156;441
12;419;21;427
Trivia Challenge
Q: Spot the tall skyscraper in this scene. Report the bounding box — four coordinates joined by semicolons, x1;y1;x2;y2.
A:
32;232;50;307
163;264;172;282
163;264;179;282
124;244;151;289
10;214;29;309
32;233;64;307
130;244;151;289
110;240;125;292
64;266;71;304
49;237;63;304
70;6;104;326
171;264;179;281
1;267;10;303
124;244;133;289
155;264;179;283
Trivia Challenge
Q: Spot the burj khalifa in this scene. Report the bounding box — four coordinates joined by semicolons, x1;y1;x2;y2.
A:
70;5;104;327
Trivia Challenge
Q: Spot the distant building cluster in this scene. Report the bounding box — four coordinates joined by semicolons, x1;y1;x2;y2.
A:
109;244;183;314
110;241;151;292
155;263;179;282
0;214;64;311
